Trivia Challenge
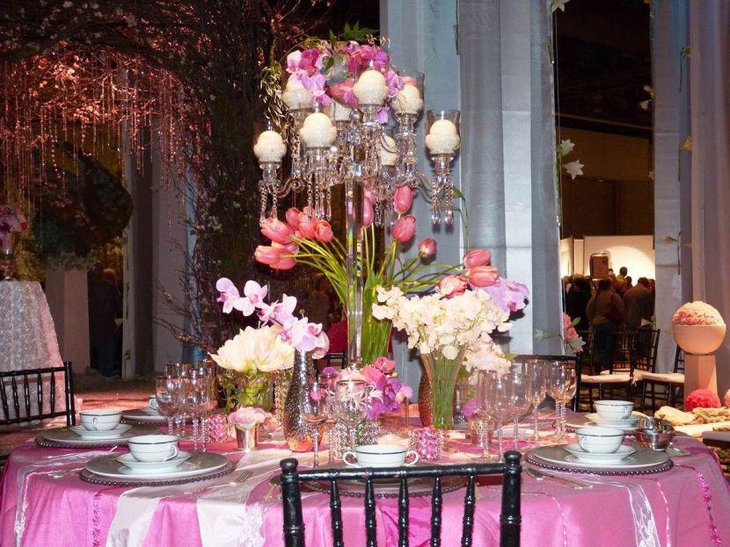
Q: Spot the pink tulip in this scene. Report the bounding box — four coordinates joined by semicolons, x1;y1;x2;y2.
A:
261;217;293;245
418;238;437;259
255;245;282;265
468;265;499;287
273;241;299;255
363;197;375;228
315;220;334;243
298;216;317;239
285;207;301;229
393;185;414;213
391;214;416;243
271;257;296;270
463;249;492;268
437;275;468;297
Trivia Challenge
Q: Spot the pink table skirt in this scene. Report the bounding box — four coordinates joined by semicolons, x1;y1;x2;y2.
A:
1;434;729;547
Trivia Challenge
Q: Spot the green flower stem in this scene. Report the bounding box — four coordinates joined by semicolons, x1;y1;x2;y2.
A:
422;350;465;430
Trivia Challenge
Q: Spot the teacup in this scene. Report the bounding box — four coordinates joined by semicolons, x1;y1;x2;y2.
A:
594;400;634;420
79;409;122;431
147;396;160;412
128;434;180;462
576;427;625;454
343;444;419;468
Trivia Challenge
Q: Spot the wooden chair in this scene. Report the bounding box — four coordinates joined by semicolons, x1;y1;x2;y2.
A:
636;346;684;411
279;452;522;547
0;361;76;426
316;352;347;375
579;331;637;409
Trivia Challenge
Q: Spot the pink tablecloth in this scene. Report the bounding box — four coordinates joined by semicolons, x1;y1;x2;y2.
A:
1;433;729;547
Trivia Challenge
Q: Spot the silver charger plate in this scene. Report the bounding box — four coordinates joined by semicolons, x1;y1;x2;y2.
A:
37;424;159;448
121;409;168;424
81;452;233;486
527;445;672;475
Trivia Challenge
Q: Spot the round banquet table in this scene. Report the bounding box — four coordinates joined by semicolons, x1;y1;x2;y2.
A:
1;425;729;547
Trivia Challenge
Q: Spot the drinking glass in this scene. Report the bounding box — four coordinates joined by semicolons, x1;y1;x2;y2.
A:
548;361;577;441
483;371;513;462
301;382;328;468
156;374;180;435
508;368;531;452
335;380;367;453
320;370;339;464
181;370;210;451
473;370;497;462
524;360;547;441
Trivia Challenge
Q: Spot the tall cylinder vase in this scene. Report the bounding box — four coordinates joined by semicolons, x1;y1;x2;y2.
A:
283;350;315;451
419;351;464;430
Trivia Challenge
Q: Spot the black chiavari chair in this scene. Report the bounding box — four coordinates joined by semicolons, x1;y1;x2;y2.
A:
0;361;75;426
279;452;522;547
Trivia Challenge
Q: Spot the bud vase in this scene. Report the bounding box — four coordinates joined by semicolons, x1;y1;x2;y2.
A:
235;423;259;454
283;350;315;452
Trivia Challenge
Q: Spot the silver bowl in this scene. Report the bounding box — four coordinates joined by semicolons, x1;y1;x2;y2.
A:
635;428;675;451
637;417;673;433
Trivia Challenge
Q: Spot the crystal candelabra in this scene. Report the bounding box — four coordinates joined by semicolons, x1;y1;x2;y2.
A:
254;64;461;368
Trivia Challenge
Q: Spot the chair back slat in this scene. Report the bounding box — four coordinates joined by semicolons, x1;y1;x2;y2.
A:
329;478;344;547
22;374;31;418
674;346;685;373
10;377;20;419
430;476;443;547
500;452;522;547
279;455;522;547
364;477;377;546
398;475;409;546
50;370;56;412
0;376;9;421
65;362;76;425
36;371;43;419
460;474;476;546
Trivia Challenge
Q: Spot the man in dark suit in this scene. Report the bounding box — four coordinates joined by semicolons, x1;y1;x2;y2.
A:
622;277;655;332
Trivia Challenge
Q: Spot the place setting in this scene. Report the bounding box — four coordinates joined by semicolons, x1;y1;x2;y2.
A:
121;396;169;425
565;400;641;433
80;434;233;487
37;410;158;448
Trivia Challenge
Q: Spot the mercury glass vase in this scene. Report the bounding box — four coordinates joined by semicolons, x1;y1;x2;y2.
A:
283;350;316;452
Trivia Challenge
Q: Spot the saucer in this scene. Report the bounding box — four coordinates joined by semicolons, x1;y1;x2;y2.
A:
563;443;636;464
585;414;638;431
116;451;192;474
141;407;161;416
70;424;132;440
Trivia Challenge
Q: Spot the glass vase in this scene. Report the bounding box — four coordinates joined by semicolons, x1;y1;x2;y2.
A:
420;351;464;430
283;350;316;452
219;370;273;411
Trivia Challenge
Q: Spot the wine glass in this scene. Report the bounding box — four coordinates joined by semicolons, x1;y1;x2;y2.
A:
508;368;531;452
301;382;328;468
548;361;577;441
473;370;497;462
156;374;180;435
483;371;513;462
181;370;210;451
524;360;547;441
320;370;339;464
335;380;367;453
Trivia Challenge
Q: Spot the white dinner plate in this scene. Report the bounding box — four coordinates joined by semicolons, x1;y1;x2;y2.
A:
86;452;229;480
563;443;636;464
141;407;162;416
586;413;638;428
122;409;168;423
529;444;669;471
115;451;192;474
40;425;158;446
69;424;132;440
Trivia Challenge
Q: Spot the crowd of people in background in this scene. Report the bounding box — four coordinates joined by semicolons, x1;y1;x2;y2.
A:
563;266;656;371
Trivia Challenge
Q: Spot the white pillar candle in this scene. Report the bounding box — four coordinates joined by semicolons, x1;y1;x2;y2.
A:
328;101;352;122
299;112;337;148
378;135;399;166
425;119;460;154
282;79;314;110
353;70;389;106
393;83;424;115
254;130;287;162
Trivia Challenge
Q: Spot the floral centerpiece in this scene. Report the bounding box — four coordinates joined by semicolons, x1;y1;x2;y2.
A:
211;278;329;411
372;250;528;429
672;301;726;356
0;206;29;280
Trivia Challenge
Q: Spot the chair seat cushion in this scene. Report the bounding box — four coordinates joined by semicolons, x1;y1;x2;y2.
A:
634;371;685;384
600;368;630;375
581;373;631;384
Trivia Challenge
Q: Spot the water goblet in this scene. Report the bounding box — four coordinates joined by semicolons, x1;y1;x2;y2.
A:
301;382;328;468
508;368;531;452
472;370;497;462
483;371;513;462
524;360;547;441
547;361;577;441
335;380;367;453
156;374;180;435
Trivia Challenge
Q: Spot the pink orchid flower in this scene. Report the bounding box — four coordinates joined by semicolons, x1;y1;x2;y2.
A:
281;316;318;352
215;277;254;315
243;280;268;307
258;294;298;324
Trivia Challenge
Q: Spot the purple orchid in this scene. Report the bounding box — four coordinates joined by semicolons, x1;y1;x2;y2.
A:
215;277;253;315
482;277;530;313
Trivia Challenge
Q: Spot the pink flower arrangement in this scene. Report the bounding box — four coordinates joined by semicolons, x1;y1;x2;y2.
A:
672;302;725;326
0;206;29;234
228;406;271;427
684;389;722;412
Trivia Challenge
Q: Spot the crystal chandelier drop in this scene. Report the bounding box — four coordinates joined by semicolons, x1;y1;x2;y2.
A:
254;59;461;367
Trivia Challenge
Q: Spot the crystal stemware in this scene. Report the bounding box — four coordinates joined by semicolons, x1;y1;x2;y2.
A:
548;361;577;441
508;368;531;452
156;374;179;436
335;379;367;453
483;371;513;462
301;382;327;468
524;360;547;442
472;370;497;462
